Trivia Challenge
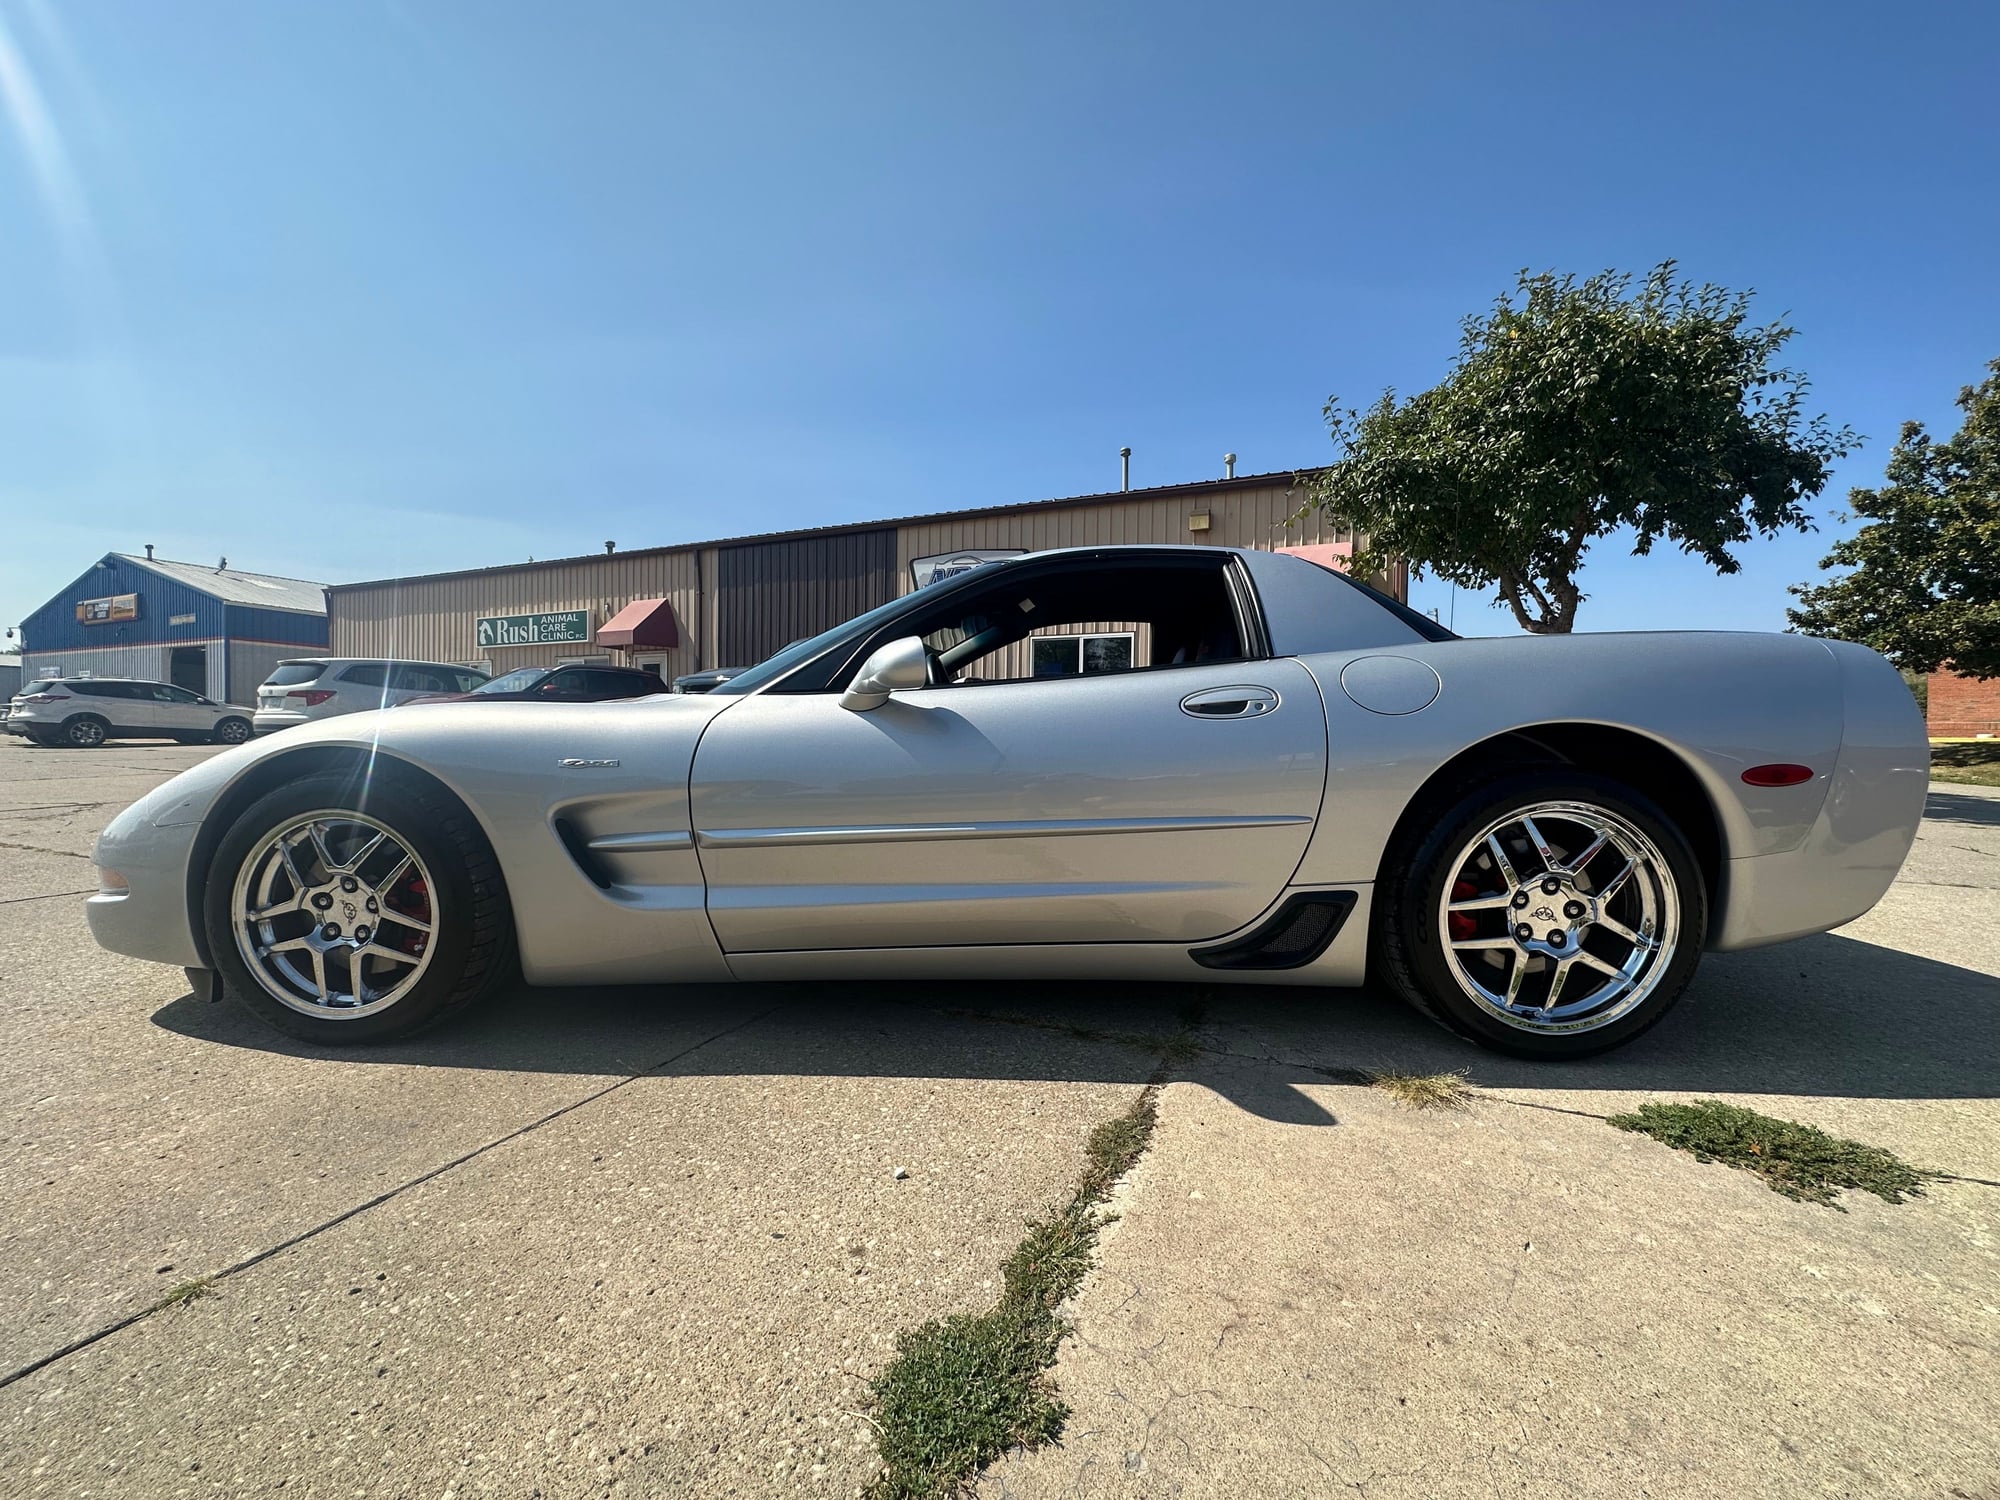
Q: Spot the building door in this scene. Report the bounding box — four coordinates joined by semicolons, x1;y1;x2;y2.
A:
169;646;207;696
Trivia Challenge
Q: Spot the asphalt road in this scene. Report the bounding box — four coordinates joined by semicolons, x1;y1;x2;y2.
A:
0;737;1993;1497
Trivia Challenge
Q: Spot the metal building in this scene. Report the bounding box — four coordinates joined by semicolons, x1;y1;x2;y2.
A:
327;472;1391;681
16;551;328;704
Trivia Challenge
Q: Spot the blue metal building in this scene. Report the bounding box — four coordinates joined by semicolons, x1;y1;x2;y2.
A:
16;551;328;706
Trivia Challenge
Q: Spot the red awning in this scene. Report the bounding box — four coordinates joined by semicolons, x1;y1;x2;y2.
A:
1276;542;1353;572
595;597;681;650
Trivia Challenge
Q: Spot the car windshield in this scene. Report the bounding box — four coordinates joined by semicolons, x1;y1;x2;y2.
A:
474;668;550;694
706;590;942;695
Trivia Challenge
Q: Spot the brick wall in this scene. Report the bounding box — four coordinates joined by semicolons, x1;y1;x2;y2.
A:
1928;669;2000;737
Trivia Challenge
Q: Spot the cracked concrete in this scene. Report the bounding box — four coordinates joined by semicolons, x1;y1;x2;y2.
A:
2;742;1996;1498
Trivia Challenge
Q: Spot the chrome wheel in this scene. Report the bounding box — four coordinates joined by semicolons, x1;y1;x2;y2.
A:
1435;799;1680;1036
230;811;438;1019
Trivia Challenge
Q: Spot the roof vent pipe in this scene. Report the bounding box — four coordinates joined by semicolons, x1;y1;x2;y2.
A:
1119;446;1131;492
1224;453;1236;479
605;540;617;554
144;543;155;560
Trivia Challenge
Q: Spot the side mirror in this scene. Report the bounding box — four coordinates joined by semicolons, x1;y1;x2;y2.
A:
839;636;929;712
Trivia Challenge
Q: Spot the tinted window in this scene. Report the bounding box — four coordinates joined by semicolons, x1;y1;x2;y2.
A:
452;670;490;693
476;668;549;695
20;680;58;696
389;664;451;693
577;670;650;697
340;663;388;688
72;681;131;698
266;663;326;686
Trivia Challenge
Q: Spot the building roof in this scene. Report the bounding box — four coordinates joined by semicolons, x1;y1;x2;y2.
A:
327;469;1311;595
117;555;326;615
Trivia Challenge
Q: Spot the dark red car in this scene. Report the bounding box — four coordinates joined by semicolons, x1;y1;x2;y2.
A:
398;664;666;706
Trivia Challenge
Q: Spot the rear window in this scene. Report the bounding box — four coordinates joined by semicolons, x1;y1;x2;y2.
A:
20;680;58;696
265;663;326;687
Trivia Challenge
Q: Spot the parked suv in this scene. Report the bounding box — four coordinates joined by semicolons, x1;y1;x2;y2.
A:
397;663;666;705
253;659;490;734
3;677;255;748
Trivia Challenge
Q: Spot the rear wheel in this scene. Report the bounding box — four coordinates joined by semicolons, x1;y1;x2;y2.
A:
205;772;513;1043
61;715;108;748
1376;771;1706;1059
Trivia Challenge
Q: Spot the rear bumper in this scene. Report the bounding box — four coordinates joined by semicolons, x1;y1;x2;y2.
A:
1711;642;1928;951
252;709;312;733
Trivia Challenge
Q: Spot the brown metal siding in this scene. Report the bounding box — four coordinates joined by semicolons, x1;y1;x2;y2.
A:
325;478;1399;673
716;529;896;665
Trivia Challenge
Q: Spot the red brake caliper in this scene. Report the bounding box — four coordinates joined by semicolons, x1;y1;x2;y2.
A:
1448;879;1479;942
388;875;430;956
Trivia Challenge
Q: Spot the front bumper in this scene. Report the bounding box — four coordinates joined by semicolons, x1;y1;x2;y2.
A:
85;800;207;970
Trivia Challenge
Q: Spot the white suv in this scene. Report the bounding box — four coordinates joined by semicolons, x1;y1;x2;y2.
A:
3;678;256;748
253;658;491;733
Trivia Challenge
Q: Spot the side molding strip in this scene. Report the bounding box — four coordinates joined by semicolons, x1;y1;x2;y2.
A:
695;814;1314;849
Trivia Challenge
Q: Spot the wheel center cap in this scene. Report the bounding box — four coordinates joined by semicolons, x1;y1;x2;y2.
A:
1510;876;1591;952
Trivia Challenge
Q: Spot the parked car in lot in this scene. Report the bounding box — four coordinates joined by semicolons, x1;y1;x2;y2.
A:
253;659;490;734
671;666;745;694
398;663;665;706
3;677;255;748
85;545;1927;1060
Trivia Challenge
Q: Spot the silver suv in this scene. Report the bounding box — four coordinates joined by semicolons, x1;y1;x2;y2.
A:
253;658;491;733
3;678;256;748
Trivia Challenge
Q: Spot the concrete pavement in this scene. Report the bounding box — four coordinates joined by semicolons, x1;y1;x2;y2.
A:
0;738;1994;1497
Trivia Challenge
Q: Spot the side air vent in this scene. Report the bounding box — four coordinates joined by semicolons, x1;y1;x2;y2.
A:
553;816;615;890
1190;891;1357;971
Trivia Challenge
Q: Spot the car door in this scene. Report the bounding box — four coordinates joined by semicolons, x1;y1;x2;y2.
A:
688;656;1328;953
150;683;211;732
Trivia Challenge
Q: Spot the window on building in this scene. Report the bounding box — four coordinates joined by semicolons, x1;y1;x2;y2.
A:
1029;633;1137;679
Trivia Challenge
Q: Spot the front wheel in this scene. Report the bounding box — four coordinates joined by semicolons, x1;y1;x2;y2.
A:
1375;771;1707;1059
211;717;253;745
205;771;514;1043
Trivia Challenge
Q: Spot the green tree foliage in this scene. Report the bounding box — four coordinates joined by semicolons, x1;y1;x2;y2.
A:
1789;361;2000;678
1305;263;1857;633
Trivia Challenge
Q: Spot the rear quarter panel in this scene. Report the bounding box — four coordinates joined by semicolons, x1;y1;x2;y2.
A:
1289;631;1849;889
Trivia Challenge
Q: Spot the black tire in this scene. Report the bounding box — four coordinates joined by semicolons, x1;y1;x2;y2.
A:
60;714;108;748
1375;769;1707;1059
204;771;514;1044
211;717;253;746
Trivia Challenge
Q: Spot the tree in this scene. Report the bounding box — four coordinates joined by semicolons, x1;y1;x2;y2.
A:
1303;263;1857;633
1787;360;2000;679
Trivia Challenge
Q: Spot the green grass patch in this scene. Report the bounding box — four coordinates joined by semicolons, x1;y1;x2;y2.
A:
1609;1099;1932;1209
1930;740;2000;787
1367;1067;1474;1111
150;1277;215;1312
866;1085;1161;1500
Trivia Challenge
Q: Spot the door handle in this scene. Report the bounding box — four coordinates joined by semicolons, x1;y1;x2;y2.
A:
1179;685;1280;719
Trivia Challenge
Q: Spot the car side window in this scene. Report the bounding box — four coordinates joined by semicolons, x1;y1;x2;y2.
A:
452;670;488;693
341;663;388;688
389;665;448;693
155;685;201;703
893;559;1250;689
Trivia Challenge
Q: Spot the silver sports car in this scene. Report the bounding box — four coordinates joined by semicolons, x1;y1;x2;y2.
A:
85;546;1928;1059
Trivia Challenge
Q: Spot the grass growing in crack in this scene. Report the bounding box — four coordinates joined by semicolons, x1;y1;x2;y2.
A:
1609;1099;1932;1209
865;1086;1161;1500
150;1277;215;1312
1368;1067;1473;1112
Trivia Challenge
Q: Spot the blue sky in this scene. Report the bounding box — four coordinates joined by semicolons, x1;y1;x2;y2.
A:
3;0;1995;642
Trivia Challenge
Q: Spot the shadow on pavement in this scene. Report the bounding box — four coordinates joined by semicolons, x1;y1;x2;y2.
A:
150;923;1999;1115
1924;788;2000;827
